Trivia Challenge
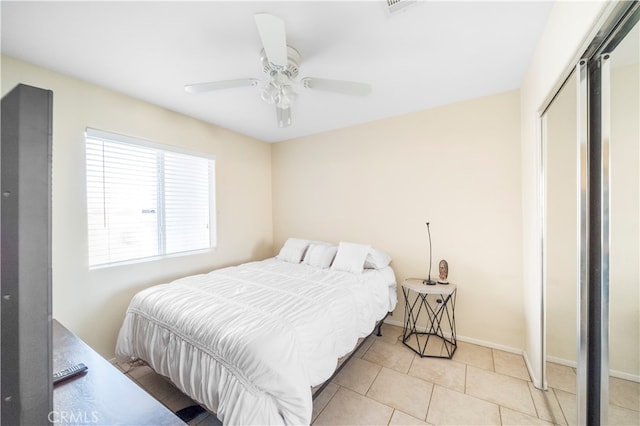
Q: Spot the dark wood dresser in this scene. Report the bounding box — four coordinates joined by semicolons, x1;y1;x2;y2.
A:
53;319;184;425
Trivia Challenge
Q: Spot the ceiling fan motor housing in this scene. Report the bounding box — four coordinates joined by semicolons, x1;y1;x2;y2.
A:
261;46;300;79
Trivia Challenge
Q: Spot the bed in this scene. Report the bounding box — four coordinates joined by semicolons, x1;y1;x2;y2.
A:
115;239;397;425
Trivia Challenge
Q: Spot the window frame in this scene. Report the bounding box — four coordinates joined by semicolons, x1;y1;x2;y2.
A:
84;127;217;269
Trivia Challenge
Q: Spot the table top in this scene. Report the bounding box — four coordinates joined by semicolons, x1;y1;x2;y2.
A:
402;278;457;295
53;319;184;425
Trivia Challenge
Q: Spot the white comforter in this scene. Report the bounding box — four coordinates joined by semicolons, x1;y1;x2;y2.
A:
116;258;396;425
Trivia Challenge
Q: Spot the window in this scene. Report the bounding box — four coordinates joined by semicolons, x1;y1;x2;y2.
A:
85;128;215;267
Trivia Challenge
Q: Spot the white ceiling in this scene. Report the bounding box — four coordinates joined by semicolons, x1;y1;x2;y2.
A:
1;1;553;143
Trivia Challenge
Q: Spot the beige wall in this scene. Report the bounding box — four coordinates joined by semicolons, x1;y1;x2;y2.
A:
272;90;525;351
519;1;609;387
1;55;274;357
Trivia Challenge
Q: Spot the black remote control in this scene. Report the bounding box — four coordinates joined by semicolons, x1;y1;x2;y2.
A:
53;363;88;385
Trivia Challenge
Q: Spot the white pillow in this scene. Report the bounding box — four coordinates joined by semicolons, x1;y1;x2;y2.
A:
303;243;338;269
276;238;309;263
331;242;370;274
364;247;392;269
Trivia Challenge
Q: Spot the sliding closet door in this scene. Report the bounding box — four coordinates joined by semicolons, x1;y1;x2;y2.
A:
605;17;639;425
577;5;639;425
543;70;578;416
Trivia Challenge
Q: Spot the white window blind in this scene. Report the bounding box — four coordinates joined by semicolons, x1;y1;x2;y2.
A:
85;129;215;267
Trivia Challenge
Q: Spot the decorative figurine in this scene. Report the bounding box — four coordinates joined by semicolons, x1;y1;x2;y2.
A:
438;259;449;284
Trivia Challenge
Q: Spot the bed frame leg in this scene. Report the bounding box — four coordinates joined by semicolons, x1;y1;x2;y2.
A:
377;312;390;336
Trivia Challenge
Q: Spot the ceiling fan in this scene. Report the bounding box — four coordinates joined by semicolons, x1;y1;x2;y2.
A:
184;13;372;128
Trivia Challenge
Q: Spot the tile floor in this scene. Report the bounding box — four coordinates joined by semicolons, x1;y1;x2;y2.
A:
113;325;640;425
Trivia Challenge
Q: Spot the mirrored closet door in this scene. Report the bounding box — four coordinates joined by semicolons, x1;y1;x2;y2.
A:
543;69;579;421
606;16;639;425
542;3;639;425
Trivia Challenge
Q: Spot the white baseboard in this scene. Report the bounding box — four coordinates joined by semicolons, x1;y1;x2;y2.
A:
383;318;523;355
544;355;639;383
546;355;576;368
383;318;404;329
611;369;640;383
454;334;523;356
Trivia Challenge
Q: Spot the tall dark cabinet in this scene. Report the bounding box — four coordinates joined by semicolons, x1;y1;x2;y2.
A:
1;84;54;425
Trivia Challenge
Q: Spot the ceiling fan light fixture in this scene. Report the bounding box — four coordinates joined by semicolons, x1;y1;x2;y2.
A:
281;85;298;106
261;81;279;103
276;105;292;128
276;92;295;109
261;81;297;108
280;85;295;97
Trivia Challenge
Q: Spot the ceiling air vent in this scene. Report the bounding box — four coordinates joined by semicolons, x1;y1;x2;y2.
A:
387;0;415;15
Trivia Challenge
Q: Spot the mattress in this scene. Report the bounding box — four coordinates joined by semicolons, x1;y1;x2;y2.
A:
116;258;397;425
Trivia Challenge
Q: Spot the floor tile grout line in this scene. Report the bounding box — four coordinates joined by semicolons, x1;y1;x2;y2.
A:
608;401;640;412
363;392;405;423
407;352;417;374
552;387;570;426
423;381;436;423
364;365;384;397
525;382;544;419
463;363;468;395
527;381;543;420
386;408;396;426
312;384;340;424
502;398;552;423
491;348;496;373
359;339;374;359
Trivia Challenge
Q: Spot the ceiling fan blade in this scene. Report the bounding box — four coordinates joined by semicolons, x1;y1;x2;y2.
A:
276;105;292;128
184;79;259;94
254;13;288;68
301;77;372;96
